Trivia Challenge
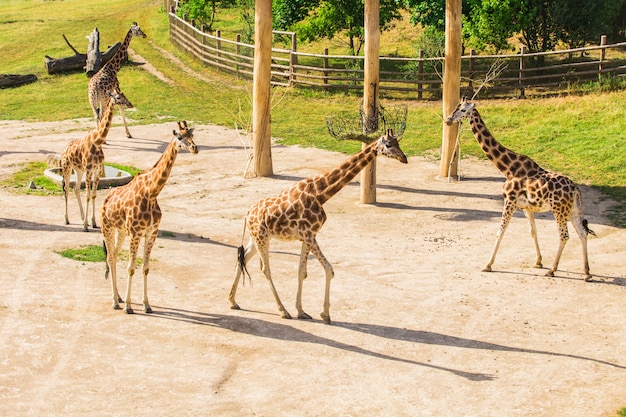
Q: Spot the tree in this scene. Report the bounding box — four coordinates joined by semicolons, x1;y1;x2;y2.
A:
272;0;403;55
405;0;626;54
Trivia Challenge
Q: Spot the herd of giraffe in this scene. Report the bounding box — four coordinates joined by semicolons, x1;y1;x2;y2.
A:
59;23;595;324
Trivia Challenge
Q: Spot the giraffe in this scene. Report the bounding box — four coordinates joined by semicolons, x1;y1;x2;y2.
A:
88;22;146;139
61;90;133;232
101;121;198;314
445;97;595;280
228;129;408;324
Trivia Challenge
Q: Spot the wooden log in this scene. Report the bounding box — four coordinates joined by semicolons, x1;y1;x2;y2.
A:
44;40;121;75
0;74;37;88
85;28;102;76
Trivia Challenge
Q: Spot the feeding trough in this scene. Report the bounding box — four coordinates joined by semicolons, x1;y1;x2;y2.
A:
44;165;133;189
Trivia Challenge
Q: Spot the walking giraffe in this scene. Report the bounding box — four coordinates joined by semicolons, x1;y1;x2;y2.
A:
101;121;198;314
445;97;595;280
88;22;146;138
228;129;408;324
61;90;133;231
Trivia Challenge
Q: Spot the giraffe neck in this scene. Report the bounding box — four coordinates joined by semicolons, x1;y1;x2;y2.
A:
312;140;378;205
468;108;543;179
142;137;180;197
91;98;116;146
106;29;133;74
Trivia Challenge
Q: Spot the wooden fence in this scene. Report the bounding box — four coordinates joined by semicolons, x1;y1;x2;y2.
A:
167;6;626;99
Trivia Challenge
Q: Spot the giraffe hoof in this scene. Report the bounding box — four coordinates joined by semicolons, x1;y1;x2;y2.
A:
545;270;555;277
281;311;292;320
534;263;543;268
584;275;593;282
124;307;134;314
144;306;153;314
230;303;241;310
112;303;121;310
320;312;331;324
298;312;312;320
481;266;492;273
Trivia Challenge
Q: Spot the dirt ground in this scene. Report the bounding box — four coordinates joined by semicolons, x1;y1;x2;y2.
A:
0;118;624;416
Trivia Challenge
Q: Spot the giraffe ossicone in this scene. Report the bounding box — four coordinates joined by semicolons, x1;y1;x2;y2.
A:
61;90;132;232
101;121;198;314
445;97;594;281
228;129;408;324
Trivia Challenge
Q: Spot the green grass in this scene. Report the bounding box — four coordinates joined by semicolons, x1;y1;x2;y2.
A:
56;244;148;264
0;161;142;195
1;0;625;227
0;162;62;195
618;407;626;417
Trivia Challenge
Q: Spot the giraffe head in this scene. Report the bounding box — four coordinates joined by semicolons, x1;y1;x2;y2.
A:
173;121;198;154
129;22;147;39
375;129;408;164
108;89;133;109
445;96;476;125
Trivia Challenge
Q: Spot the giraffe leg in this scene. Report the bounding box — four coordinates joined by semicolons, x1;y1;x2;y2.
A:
573;221;592;281
141;231;158;314
62;163;71;225
295;241;312;320
546;215;570;278
483;202;516;273
258;243;292;319
103;227;124;310
73;169;86;224
118;105;132;138
89;176;100;229
308;238;334;324
83;176;93;232
523;210;543;268
228;238;257;310
124;235;141;314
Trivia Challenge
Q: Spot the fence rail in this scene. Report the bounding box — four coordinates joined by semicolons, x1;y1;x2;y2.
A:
167;7;626;99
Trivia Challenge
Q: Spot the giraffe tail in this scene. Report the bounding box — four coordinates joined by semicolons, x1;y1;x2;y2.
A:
237;220;253;287
583;219;596;237
103;240;110;280
575;189;596;237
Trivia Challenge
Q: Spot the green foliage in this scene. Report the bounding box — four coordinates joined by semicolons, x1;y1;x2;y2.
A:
273;0;403;55
618;407;626;417
405;0;626;53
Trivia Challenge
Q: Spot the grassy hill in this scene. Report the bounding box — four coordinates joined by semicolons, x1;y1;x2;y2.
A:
0;0;625;226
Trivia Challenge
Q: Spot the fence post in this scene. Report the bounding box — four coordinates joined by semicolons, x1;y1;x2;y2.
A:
468;49;475;93
519;45;526;98
289;32;298;86
323;47;329;89
599;35;607;79
216;30;222;71
236;34;241;78
417;49;424;100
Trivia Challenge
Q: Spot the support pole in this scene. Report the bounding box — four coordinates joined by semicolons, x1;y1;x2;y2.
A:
439;0;462;180
361;0;380;204
252;0;273;177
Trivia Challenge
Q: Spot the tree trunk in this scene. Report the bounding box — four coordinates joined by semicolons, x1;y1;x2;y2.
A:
44;39;120;75
252;0;273;177
0;74;37;88
85;28;102;77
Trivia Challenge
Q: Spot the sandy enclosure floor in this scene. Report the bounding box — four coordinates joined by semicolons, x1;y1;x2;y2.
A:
0;118;624;416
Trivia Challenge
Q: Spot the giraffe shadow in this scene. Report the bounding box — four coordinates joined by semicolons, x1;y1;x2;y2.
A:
0;217;94;233
332;321;626;370
147;306;495;381
156;229;237;249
